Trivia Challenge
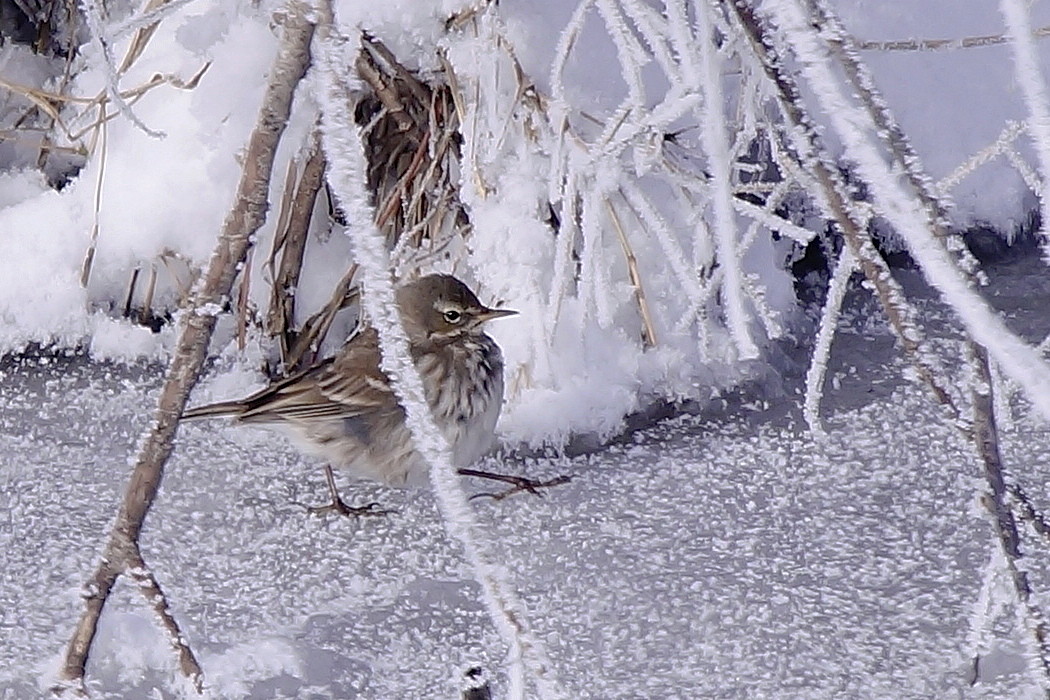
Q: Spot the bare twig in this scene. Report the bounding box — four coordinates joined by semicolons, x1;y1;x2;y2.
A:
856;24;1050;52
55;4;315;692
79;119;108;288
1012;483;1050;544
126;550;202;682
971;345;1050;680
236;247;254;350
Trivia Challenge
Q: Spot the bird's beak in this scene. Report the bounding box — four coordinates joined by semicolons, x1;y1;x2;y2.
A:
476;307;518;322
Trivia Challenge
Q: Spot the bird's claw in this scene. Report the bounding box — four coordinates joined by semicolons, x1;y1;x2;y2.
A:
307;498;394;518
469;474;573;502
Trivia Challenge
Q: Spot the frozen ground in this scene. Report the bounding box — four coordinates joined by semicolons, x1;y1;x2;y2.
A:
3;253;1050;699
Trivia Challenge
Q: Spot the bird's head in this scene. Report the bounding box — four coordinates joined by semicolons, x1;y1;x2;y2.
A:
396;273;517;344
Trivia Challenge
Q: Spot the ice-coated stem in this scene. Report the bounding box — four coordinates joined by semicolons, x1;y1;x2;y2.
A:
695;0;759;359
313;5;567;699
802;245;854;432
999;0;1050;260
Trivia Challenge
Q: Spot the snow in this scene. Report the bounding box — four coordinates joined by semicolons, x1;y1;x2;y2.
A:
4;257;1050;697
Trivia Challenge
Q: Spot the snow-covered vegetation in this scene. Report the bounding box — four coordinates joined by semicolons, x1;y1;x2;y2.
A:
5;0;1050;696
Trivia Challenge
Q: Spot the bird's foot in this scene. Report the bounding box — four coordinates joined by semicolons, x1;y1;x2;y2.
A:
305;464;395;518
307;498;392;518
457;468;573;502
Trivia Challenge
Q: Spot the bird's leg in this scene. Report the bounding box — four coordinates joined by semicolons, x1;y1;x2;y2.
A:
307;464;393;517
457;468;573;502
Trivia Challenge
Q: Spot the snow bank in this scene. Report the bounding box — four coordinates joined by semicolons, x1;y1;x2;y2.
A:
0;0;1047;445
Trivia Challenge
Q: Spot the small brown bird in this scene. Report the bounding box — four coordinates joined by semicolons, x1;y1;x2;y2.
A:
183;274;562;514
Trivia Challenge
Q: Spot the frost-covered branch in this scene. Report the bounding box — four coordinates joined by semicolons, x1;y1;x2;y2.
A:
54;3;315;692
313;6;566;698
695;0;758;359
79;0;164;138
971;344;1050;685
999;0;1050;259
802;245;853;432
856;24;1050;53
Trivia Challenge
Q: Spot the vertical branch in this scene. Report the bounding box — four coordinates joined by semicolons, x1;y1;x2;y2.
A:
695;0;758;359
802;245;854;432
80;118;108;288
313;6;566;697
971;344;1050;685
54;3;315;693
126;551;201;682
605;199;656;347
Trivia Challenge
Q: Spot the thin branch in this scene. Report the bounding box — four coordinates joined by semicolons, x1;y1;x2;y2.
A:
971;344;1050;683
126;550;203;685
856;24;1050;52
802;245;855;432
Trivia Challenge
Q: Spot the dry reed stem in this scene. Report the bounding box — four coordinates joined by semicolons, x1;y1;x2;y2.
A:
142;264;158;318
236;247;254;351
67;64;210;142
266;134;326;369
122;267;141;318
605;198;656;347
55;5;315;692
284;263;359;370
118;0;174;73
79;118;107;288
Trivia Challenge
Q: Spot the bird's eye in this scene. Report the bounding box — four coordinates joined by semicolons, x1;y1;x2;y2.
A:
443;309;463;324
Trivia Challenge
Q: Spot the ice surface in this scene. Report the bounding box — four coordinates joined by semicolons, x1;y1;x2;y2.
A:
4;256;1050;698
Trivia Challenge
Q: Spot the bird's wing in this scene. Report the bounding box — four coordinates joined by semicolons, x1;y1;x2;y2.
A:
237;327;397;422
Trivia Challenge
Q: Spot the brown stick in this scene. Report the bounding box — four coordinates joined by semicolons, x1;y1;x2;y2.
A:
971;345;1050;678
126;549;202;683
54;4;315;693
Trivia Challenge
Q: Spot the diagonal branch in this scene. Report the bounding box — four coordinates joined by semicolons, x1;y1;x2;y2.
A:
54;3;315;693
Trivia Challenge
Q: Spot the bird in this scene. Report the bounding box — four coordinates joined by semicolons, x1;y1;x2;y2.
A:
182;273;566;514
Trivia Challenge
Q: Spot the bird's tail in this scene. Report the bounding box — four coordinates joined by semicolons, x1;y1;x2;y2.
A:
181;400;246;420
